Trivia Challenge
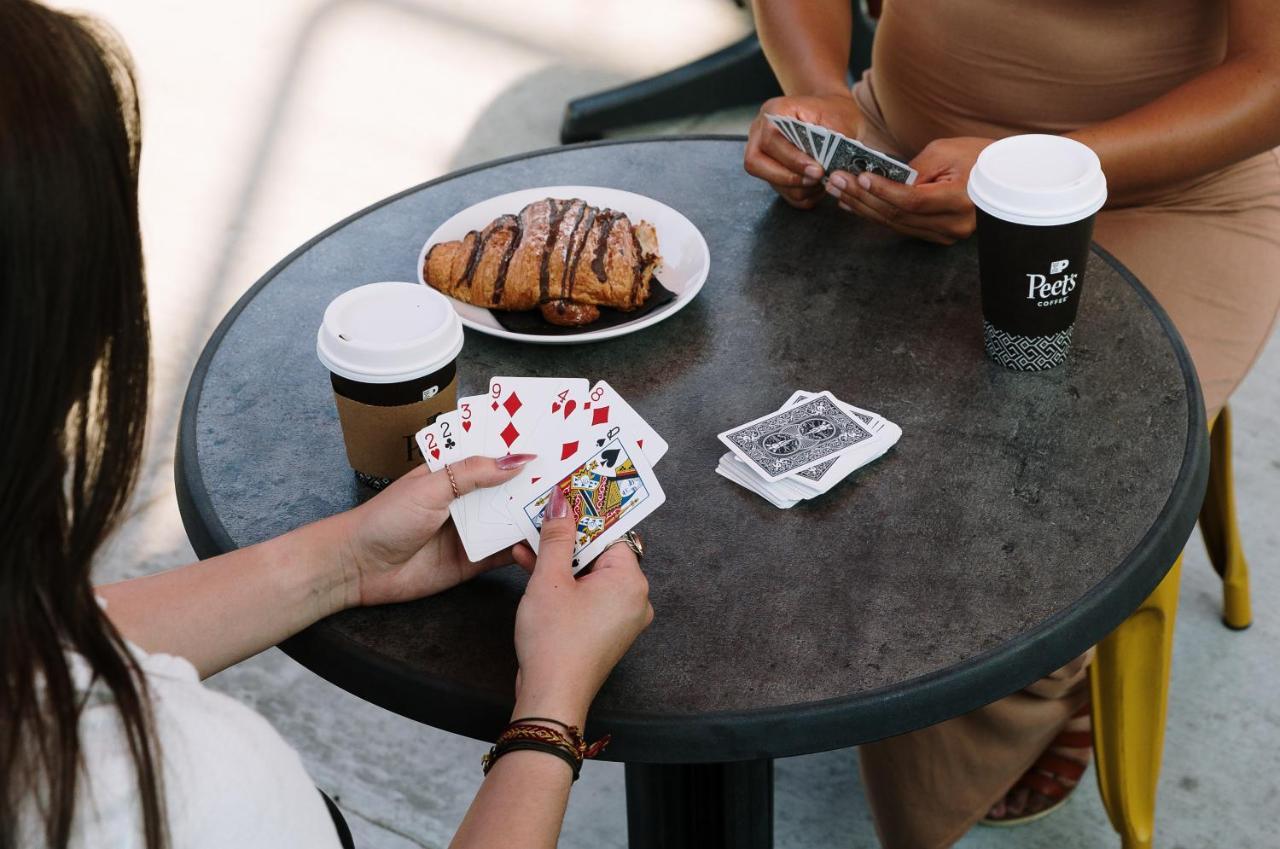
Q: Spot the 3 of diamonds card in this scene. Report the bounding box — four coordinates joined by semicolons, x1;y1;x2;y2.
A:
506;437;665;573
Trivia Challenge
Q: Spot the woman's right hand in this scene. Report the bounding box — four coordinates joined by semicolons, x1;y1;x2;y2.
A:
509;487;654;726
744;94;865;209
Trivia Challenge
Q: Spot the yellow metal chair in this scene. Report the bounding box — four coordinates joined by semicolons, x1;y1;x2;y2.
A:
1090;406;1251;849
1198;406;1253;631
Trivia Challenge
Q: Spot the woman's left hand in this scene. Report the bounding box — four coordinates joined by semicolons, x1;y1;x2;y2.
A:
825;136;993;245
339;454;535;607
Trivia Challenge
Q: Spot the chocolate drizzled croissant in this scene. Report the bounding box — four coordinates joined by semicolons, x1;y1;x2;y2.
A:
423;198;661;326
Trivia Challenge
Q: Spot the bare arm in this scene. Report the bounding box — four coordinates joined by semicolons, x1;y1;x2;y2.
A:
449;691;586;849
97;457;524;678
826;0;1280;240
744;0;865;207
96;516;355;678
754;0;853;96
450;750;574;849
450;489;653;849
1069;0;1280;204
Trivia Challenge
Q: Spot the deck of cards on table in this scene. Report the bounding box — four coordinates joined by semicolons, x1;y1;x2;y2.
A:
764;113;918;185
716;391;901;509
416;376;668;571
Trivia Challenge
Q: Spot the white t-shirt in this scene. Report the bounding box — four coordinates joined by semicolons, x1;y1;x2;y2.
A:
22;642;343;849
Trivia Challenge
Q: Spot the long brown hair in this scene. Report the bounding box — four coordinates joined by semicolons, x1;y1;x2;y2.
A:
0;3;166;848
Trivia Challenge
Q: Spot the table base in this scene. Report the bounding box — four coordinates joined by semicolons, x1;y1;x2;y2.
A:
625;760;774;849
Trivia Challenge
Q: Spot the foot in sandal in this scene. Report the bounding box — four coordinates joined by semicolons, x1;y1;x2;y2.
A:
983;702;1093;826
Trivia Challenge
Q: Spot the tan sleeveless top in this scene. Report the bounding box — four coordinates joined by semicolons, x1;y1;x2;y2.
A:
869;0;1229;154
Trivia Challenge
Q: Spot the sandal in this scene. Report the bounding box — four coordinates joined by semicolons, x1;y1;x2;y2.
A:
981;702;1093;827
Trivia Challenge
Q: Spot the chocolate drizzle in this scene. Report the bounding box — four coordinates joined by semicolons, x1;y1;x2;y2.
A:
629;228;646;307
538;199;570;302
590;210;617;282
560;204;597;301
425;196;660;321
557;200;587;300
491;213;523;304
458;226;493;291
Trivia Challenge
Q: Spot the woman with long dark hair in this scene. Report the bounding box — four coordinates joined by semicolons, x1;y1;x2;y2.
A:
1;4;652;848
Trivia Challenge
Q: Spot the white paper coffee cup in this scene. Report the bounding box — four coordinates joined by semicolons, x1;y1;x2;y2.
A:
316;282;464;487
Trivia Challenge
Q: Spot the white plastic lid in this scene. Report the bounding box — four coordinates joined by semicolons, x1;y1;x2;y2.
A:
316;282;463;383
968;135;1107;227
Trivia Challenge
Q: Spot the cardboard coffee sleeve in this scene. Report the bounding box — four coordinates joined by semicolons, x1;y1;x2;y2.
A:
332;369;458;483
317;282;465;489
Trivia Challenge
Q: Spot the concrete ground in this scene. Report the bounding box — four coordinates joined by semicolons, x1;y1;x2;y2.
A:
68;1;1279;847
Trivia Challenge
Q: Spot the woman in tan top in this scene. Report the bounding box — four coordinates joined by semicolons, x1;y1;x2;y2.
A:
745;1;1280;846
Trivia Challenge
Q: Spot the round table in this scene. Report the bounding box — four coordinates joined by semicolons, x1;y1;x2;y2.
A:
177;137;1207;848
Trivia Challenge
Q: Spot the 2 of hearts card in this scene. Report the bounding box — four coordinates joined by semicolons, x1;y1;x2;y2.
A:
416;376;667;571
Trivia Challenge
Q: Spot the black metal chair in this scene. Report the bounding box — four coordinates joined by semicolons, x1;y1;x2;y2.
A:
559;2;878;144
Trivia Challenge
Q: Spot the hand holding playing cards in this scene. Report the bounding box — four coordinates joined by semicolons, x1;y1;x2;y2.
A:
508;487;653;726
826;136;993;245
745;95;864;209
341;454;534;607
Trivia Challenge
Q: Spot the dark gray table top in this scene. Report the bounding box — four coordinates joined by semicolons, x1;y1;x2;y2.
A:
177;137;1207;763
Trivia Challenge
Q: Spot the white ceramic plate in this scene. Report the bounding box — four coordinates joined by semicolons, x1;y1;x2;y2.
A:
416;185;710;345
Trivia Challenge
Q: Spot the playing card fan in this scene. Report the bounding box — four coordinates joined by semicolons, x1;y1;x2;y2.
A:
416;377;667;570
765;114;918;185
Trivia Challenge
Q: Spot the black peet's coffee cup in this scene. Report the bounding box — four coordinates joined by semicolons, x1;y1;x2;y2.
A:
316;282;463;489
967;135;1108;371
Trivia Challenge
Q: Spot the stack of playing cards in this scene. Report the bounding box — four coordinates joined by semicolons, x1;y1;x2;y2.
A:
416;377;667;571
716;391;901;508
765;113;918;185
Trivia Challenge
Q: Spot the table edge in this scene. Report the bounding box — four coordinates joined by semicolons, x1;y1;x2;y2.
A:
175;137;1209;763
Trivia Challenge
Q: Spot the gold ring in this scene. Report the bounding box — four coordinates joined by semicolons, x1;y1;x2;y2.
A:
604;530;644;560
444;463;460;499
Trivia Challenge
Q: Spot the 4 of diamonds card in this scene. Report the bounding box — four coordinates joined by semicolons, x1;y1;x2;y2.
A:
506;437;665;573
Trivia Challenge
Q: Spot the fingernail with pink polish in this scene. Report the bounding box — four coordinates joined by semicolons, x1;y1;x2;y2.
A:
828;174;846;191
803;165;823;180
497;453;536;470
857;174;872;190
548;486;569;519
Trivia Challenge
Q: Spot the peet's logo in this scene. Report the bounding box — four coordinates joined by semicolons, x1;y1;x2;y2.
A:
1027;259;1077;307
